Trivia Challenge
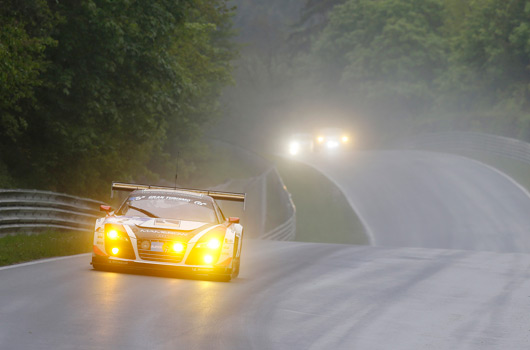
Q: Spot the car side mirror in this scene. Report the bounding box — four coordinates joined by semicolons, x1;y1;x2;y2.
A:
100;205;112;215
228;217;240;224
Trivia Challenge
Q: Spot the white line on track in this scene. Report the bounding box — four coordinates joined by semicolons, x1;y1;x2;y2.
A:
0;253;91;271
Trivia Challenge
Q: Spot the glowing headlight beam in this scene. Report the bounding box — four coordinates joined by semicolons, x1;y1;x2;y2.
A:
207;238;221;250
288;141;300;156
326;141;339;149
107;230;119;239
173;242;185;253
111;247;119;255
204;255;214;264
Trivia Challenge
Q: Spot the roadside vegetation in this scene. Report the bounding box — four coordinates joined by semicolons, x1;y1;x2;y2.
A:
455;151;530;194
0;231;93;267
273;156;368;245
0;0;236;201
225;0;530;149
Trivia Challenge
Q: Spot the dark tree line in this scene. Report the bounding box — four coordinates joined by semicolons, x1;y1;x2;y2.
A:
0;0;236;199
305;0;530;140
223;0;530;149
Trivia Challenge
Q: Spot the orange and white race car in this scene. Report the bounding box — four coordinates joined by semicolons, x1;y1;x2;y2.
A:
91;182;245;281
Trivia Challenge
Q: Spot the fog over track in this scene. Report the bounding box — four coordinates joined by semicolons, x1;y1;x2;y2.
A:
2;150;530;349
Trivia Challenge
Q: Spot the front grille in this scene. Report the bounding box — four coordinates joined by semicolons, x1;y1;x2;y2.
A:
137;240;185;263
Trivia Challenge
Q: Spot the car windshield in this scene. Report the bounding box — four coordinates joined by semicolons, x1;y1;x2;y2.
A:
118;194;218;224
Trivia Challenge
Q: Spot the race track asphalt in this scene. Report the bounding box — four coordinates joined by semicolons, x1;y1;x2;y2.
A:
2;150;530;349
305;150;530;253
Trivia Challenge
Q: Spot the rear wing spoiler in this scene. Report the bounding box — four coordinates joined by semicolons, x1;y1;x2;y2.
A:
111;182;246;204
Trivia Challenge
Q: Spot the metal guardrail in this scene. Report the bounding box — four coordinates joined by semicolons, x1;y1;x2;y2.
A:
1;143;297;241
261;214;296;241
214;167;297;241
261;167;296;241
398;131;530;164
0;189;106;236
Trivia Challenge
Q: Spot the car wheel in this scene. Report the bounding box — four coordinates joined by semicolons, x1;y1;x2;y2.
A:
91;259;104;271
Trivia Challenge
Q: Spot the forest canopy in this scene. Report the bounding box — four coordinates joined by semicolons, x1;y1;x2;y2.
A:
3;0;530;197
0;0;235;198
225;0;530;148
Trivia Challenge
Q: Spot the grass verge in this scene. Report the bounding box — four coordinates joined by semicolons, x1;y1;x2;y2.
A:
273;156;369;245
0;230;92;267
451;150;530;193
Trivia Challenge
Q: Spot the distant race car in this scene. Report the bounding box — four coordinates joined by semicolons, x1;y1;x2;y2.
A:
314;127;350;153
91;182;245;281
287;132;314;156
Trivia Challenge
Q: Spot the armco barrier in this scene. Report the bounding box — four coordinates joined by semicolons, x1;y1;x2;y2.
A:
0;189;106;236
208;139;297;241
0;141;296;240
0;166;297;241
398;131;530;164
213;167;296;241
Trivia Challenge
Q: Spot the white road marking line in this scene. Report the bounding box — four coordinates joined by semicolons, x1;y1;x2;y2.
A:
0;253;91;271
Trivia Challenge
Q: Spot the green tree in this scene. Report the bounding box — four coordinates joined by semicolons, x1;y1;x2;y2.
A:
438;0;530;137
0;0;236;199
0;0;56;143
313;0;447;119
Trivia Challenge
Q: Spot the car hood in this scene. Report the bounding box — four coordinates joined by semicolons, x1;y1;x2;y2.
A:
135;218;207;231
106;216;216;240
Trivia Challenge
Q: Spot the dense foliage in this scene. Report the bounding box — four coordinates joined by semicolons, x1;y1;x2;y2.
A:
304;0;530;140
0;0;235;199
224;0;530;149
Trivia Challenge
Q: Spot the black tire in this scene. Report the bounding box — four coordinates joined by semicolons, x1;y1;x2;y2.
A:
91;258;105;271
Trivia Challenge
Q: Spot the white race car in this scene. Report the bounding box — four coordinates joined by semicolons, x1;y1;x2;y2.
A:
91;182;245;281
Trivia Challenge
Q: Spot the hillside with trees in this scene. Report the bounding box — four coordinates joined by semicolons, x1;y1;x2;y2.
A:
223;0;530;148
0;0;235;199
3;0;530;197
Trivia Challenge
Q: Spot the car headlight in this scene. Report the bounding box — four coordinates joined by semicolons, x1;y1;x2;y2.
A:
104;224;129;242
326;140;339;149
196;237;223;250
185;230;226;265
206;238;221;249
172;242;185;253
289;141;300;155
104;224;135;259
107;229;119;240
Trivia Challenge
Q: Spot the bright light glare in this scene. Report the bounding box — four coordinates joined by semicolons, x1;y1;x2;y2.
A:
342;136;349;143
317;136;324;143
204;255;214;264
288;141;300;155
207;238;221;249
326;141;339;149
107;230;119;239
173;242;185;253
111;247;119;255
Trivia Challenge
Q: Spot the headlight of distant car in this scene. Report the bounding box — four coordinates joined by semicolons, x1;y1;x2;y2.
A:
326;140;339;149
288;141;300;155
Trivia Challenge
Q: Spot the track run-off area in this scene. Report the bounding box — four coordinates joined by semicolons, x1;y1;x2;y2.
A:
2;150;530;349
